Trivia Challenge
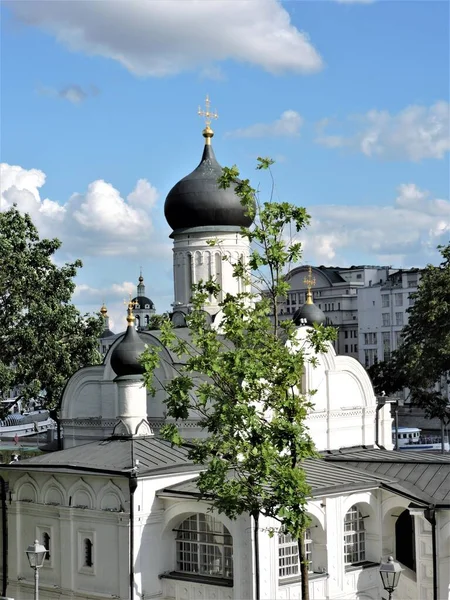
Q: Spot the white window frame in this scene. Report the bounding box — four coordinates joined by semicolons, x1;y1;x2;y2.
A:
278;529;312;581
344;506;366;565
175;514;233;580
36;525;53;569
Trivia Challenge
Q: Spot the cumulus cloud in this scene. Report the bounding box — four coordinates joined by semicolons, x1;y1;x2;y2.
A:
0;163;170;258
8;0;323;77
300;183;450;267
316;102;450;161
37;83;100;104
227;110;303;138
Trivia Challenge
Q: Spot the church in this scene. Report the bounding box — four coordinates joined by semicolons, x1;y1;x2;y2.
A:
1;103;449;600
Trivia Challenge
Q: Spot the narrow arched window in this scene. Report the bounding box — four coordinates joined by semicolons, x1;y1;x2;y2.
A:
396;509;415;571
84;538;93;567
176;514;233;579
42;532;50;561
344;505;365;564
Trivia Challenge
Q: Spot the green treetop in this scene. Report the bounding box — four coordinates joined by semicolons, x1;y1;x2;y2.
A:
0;207;104;412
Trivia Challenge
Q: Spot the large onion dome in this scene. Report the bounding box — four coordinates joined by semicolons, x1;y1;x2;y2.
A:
110;303;147;377
164;127;253;231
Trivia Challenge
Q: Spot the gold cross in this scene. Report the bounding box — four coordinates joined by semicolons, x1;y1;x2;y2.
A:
303;266;315;305
124;296;139;324
198;95;218;128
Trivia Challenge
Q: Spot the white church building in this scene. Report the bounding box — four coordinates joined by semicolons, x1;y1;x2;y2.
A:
1;112;450;600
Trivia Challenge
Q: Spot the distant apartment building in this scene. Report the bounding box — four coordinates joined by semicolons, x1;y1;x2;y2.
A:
283;265;395;359
357;268;421;369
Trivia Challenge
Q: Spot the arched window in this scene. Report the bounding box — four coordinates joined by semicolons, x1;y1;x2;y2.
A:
278;529;312;581
135;315;140;328
176;514;233;579
395;509;415;571
344;505;366;564
145;315;150;325
42;532;50;561
84;538;93;567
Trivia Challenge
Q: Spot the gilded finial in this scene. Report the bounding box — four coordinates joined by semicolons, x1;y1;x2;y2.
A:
303;266;316;305
100;303;108;317
198;94;218;145
124;296;139;325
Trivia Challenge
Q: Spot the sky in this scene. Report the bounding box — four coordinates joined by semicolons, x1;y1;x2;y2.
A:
1;0;449;331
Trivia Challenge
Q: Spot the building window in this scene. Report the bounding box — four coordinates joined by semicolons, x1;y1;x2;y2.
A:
344;506;365;564
345;345;349;353
176;514;233;580
364;332;377;345
357;274;362;280
382;313;390;327
395;293;403;307
278;529;312;580
42;532;50;561
382;295;389;308
395;312;404;326
395;510;415;571
84;539;93;567
345;331;348;339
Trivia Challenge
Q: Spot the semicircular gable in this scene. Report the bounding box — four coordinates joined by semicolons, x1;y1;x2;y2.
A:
60;365;105;419
334;356;376;408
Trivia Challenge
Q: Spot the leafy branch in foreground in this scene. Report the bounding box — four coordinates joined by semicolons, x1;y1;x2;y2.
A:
141;157;336;600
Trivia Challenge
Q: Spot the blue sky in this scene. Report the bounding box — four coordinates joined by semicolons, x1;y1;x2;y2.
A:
1;0;449;330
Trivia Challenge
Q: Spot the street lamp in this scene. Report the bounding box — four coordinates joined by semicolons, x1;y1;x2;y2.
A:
380;555;403;600
25;540;47;600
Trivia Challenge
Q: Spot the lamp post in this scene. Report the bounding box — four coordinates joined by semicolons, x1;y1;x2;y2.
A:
379;555;403;600
25;540;47;600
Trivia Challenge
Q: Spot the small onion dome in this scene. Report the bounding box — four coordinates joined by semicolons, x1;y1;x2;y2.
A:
110;303;146;377
164;129;253;231
132;295;154;310
100;303;108;317
292;291;326;327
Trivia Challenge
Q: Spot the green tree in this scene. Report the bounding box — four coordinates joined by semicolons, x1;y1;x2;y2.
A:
0;207;104;414
142;158;335;600
369;244;450;426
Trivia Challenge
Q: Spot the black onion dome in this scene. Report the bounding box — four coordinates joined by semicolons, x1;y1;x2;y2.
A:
132;296;154;310
164;142;253;231
293;303;326;327
110;323;147;377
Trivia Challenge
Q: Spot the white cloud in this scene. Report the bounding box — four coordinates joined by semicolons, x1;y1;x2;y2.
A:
301;184;450;267
0;163;170;258
316;102;450;161
8;0;323;77
227;110;303;138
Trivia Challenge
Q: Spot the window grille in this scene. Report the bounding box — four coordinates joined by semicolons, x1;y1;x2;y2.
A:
278;529;312;580
344;506;365;564
176;514;233;579
84;538;93;567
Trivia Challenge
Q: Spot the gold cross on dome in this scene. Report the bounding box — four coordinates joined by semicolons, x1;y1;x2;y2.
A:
198;94;218;128
303;266;316;305
124;296;139;323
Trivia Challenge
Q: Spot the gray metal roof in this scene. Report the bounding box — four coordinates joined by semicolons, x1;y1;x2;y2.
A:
158;458;395;500
1;437;196;477
324;448;450;507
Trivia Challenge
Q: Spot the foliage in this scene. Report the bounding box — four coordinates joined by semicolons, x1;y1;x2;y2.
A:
142;157;336;598
0;207;104;412
369;244;450;424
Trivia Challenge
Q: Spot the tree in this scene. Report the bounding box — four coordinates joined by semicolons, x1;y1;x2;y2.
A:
0;207;104;414
369;244;450;425
142;158;336;600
